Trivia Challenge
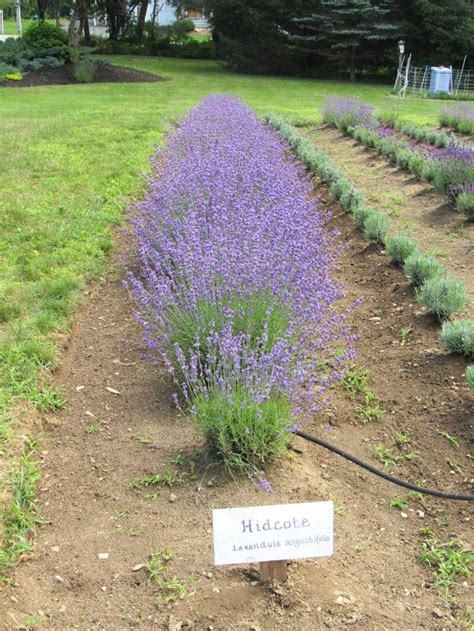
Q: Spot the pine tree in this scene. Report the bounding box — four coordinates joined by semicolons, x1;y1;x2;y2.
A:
292;0;400;81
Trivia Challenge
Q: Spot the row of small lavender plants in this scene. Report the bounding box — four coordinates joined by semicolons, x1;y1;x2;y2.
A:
129;96;353;480
440;102;474;136
320;98;474;221
267;116;473;388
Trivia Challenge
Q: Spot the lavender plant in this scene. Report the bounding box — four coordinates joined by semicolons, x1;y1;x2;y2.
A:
439;320;474;359
404;251;443;287
130;96;352;474
440;103;474;135
417;274;470;321
467;366;474;390
456;193;474;221
386;234;419;266
363;210;390;242
323;98;474;205
321;97;376;133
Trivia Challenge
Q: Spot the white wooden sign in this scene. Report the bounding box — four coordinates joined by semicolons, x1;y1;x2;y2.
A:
213;501;333;566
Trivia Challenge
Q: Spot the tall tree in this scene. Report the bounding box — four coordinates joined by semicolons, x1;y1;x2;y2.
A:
292;0;400;81
394;0;474;66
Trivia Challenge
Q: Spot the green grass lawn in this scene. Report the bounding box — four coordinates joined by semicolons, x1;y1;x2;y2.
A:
0;56;448;571
2;18;59;35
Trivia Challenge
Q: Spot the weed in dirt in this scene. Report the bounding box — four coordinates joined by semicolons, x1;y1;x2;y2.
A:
342;368;369;395
374;441;420;469
447;460;463;475
145;547;192;605
355;538;372;553
128;470;187;492
117;508;132;519
334;504;346;516
133;433;153;444
460;606;474;630
0;415;13;453
129;527;142;537
356;391;384;423
342;367;384;422
170;454;186;466
437;430;459;448
419;531;474;594
398;325;414;346
389;497;408;510
395;431;411;446
27;386;66;412
0;437;41;575
8;611;47;629
85;421;102;434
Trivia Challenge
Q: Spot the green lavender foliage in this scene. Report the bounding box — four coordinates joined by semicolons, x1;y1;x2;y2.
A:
467;366;474;390
439;320;474;359
404;251;443;287
363;211;390;242
353;206;377;228
192;385;292;470
455;193;474;221
417;275;470;321
386;234;419;265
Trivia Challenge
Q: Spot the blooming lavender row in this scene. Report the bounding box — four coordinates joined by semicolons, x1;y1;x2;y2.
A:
321;97;474;217
440;102;474;135
129;95;352;475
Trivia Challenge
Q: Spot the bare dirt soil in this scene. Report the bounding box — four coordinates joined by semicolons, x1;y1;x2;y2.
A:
0;175;472;630
303;125;474;320
0;64;165;88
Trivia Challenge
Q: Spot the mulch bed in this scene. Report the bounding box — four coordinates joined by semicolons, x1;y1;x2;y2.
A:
1;63;165;87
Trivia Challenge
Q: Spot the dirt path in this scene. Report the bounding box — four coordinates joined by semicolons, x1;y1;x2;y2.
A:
303;125;474;320
0;189;472;630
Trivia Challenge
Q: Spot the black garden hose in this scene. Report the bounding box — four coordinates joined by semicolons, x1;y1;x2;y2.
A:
295;430;474;502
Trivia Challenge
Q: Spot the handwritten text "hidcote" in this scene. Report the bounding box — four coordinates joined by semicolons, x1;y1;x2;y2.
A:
241;517;310;534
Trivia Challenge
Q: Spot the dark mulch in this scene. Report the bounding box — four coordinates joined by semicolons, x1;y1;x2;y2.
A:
1;63;165;87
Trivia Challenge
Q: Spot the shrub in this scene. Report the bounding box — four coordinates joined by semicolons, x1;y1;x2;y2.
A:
363;211;390;242
386;234;418;265
0;62;18;80
456;193;474;221
353;206;376;229
404;251;442;287
417;274;470;320
23;22;68;49
320;97;376;133
131;97;351;476
440;103;474;135
439;320;474;359
467;366;474;390
74;59;97;83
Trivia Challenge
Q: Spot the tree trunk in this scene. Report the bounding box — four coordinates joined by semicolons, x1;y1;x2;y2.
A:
83;11;91;43
349;44;356;82
135;0;148;41
37;0;48;21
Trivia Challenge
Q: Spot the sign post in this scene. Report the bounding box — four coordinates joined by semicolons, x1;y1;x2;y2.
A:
213;501;333;583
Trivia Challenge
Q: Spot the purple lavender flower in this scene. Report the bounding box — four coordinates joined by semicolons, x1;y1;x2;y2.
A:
321;97;377;131
128;95;353;470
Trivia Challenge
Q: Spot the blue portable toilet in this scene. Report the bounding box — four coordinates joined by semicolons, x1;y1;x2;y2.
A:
429;67;452;95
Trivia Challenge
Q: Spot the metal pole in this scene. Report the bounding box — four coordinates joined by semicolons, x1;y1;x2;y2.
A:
455;55;467;95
